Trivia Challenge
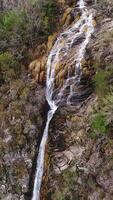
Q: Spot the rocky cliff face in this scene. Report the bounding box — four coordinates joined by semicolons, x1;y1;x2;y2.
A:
46;1;113;200
0;73;45;199
1;0;113;200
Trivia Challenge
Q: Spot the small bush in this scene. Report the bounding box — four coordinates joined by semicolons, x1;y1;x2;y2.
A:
90;112;108;139
0;52;19;84
91;113;107;133
0;52;17;67
0;11;24;31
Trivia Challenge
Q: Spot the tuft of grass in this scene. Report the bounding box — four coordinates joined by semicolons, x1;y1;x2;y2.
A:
91;113;107;133
90;112;108;139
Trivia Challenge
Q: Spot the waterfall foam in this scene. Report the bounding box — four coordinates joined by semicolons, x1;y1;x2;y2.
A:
32;1;95;200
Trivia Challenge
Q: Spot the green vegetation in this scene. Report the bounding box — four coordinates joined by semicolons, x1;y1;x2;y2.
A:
93;60;113;98
90;112;108;139
0;0;59;85
90;64;113;139
91;113;107;134
89;91;113;139
0;52;19;84
0;0;59;61
91;50;113;138
52;169;76;200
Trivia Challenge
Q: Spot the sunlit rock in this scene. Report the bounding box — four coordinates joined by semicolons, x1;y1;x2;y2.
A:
47;33;57;51
29;55;47;84
61;7;72;25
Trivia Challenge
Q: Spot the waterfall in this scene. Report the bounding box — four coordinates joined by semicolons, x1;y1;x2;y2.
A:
32;1;95;200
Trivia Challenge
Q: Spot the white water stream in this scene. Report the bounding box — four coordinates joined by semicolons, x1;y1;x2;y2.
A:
32;1;95;200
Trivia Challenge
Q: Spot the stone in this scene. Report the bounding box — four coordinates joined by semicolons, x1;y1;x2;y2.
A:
97;170;113;193
29;56;46;84
28;60;37;71
41;55;47;71
69;146;85;159
47;33;57;50
33;61;41;75
39;71;45;84
88;191;102;200
92;19;97;27
61;7;72;25
75;129;85;142
65;14;72;26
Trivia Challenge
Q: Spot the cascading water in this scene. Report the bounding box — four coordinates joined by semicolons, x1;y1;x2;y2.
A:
32;1;95;200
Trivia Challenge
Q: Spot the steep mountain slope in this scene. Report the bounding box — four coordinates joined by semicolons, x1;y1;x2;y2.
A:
0;1;113;200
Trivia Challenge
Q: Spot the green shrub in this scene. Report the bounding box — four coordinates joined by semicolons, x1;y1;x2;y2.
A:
38;0;58;35
42;0;58;19
90;113;108;139
0;0;59;57
89;88;113;139
0;11;24;31
0;52;19;84
91;113;107;133
0;52;16;66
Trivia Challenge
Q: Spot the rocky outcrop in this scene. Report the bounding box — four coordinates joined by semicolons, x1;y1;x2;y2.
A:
28;3;81;87
88;18;113;66
61;7;73;26
48;94;113;200
29;56;47;84
1;1;113;200
44;1;113;200
0;75;45;200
